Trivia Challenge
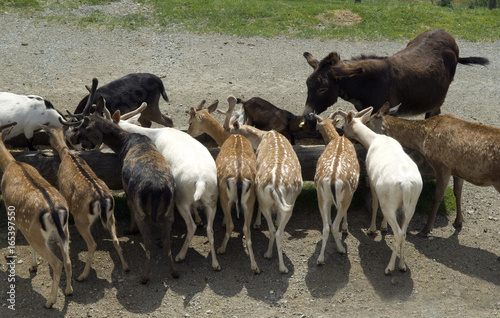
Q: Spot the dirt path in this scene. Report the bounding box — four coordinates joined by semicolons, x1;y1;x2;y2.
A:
0;13;499;318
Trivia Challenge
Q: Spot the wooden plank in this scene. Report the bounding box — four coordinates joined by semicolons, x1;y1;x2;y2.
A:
1;145;434;193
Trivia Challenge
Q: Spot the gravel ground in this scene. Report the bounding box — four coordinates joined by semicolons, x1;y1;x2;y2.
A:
0;10;500;318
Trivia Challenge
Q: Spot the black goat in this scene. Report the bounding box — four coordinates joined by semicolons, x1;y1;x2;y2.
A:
235;97;317;145
74;73;173;127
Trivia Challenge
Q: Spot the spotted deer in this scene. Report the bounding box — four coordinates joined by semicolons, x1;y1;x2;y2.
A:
314;113;360;265
187;96;259;274
0;121;72;308
229;120;303;274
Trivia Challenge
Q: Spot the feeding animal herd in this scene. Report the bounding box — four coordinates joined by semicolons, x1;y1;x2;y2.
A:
0;29;496;308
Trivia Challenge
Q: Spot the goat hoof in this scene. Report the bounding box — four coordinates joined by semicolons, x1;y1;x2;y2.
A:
76;275;87;282
316;259;325;266
45;300;55;309
252;267;261;275
384;268;393;275
65;286;73;296
139;276;150;284
123;264;130;272
279;267;289;274
29;265;38;272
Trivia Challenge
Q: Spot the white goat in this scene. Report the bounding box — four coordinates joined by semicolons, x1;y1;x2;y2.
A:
187;97;260;274
339;107;423;275
0;92;64;150
230;120;303;274
112;107;221;271
0;122;72;308
314;113;360;265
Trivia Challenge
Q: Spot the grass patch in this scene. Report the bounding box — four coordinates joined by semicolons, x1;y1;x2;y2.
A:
0;0;498;41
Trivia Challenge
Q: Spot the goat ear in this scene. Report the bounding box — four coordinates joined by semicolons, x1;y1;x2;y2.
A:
304;52;319;69
346;112;354;123
126;113;141;125
207;100;219;113
388;104;401;116
360;107;374;124
112;110;121;124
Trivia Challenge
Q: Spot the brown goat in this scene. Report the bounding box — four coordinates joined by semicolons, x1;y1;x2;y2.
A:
366;104;500;235
235;97;317;145
44;126;129;281
303;29;489;118
0;122;72;308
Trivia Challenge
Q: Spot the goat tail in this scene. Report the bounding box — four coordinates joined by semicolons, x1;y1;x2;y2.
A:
400;180;422;223
458;56;489;66
327;179;344;208
193;180;207;202
270;186;294;214
91;196;114;226
40;207;69;243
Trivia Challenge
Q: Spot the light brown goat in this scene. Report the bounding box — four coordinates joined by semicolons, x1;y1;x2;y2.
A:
0;122;72;308
230;120;303;274
365;104;500;235
314;114;360;265
187;96;259;274
44;126;129;281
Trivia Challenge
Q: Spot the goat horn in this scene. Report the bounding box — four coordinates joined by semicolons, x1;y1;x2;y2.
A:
66;110;84;119
0;121;17;131
120;102;147;120
59;116;81;127
82;77;99;116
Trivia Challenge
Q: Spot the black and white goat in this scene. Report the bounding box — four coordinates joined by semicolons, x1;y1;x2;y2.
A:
0;92;64;150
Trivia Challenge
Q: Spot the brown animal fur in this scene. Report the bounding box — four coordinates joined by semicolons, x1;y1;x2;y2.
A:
314;115;360;264
187;97;260;274
304;29;489;118
44;126;129;281
230;122;302;274
366;104;500;235
0;123;72;308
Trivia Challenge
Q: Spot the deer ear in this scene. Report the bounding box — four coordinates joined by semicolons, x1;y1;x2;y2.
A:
189;107;196;117
207;100;219;113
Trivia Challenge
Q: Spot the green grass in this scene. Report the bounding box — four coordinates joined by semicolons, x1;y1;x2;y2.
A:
0;0;498;41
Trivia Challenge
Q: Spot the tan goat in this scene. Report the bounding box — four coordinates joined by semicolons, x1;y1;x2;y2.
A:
230;120;303;274
366;103;500;235
314;114;360;265
44;126;129;281
187;96;260;274
0;122;72;308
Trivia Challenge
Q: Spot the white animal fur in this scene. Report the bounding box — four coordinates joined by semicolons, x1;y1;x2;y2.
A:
0;92;63;149
230;121;303;274
114;110;220;271
187;96;260;274
314;114;360;265
339;107;423;275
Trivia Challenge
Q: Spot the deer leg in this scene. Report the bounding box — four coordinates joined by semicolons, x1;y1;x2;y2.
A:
421;168;451;235
452;176;464;228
